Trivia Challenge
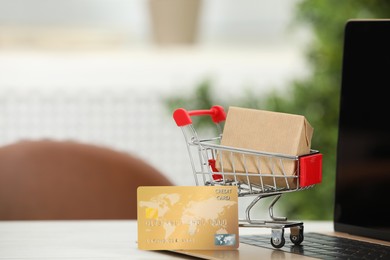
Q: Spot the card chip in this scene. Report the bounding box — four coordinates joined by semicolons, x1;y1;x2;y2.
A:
145;207;158;219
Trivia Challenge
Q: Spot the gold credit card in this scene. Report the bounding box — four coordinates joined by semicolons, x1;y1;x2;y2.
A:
137;186;239;250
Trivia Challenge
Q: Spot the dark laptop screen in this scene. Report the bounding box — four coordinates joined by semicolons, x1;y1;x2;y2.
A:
334;19;390;241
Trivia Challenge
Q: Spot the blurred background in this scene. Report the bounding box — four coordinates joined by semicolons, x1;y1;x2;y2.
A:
0;0;388;220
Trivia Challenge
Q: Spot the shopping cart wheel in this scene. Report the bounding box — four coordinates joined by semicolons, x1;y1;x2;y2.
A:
270;229;285;248
290;225;304;245
290;232;304;245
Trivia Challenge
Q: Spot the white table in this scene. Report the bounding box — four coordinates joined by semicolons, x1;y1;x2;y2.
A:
0;220;332;259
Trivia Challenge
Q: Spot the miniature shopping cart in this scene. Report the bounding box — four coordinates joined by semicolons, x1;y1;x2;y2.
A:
173;105;322;248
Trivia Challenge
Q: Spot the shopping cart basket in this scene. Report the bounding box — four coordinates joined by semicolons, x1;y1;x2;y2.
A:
173;105;322;248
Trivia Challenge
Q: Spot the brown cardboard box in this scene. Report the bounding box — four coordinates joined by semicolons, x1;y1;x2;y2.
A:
215;106;313;189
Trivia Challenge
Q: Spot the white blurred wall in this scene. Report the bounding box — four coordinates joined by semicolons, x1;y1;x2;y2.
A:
0;0;307;46
0;0;310;186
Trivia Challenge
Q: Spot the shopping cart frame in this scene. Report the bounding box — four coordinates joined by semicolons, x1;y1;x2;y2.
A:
173;105;322;248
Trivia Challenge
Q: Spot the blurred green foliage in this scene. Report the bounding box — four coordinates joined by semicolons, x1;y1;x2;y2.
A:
164;1;390;219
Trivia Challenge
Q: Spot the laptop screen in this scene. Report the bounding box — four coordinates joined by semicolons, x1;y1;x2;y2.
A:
334;19;390;241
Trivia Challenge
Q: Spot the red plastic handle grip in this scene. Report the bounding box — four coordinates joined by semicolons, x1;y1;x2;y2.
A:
173;105;226;126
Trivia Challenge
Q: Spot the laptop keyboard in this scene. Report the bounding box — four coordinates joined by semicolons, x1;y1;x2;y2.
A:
240;232;390;259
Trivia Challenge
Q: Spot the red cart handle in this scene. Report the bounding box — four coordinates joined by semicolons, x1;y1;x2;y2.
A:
173;105;226;126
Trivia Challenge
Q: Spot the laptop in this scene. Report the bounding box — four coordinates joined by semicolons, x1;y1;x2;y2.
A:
170;19;390;259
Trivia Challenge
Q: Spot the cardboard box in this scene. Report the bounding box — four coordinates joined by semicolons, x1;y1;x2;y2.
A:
215;106;313;189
